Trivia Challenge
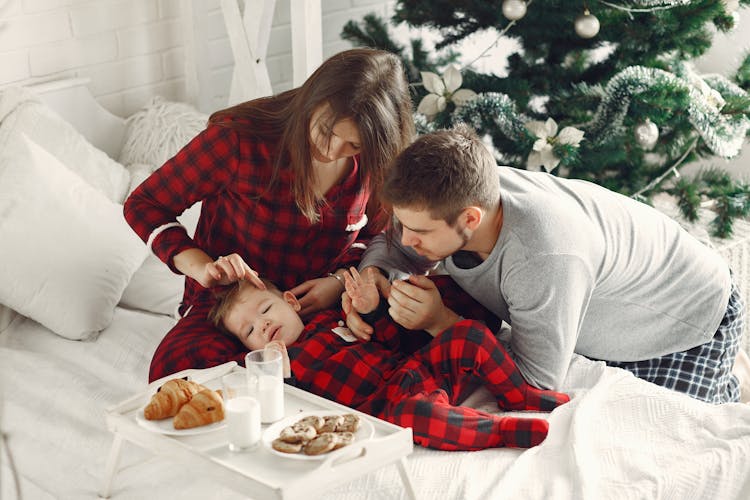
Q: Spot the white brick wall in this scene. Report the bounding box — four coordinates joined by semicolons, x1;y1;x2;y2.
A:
0;0;394;116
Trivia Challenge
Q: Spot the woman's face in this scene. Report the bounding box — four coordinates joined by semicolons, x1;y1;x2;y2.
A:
309;105;362;163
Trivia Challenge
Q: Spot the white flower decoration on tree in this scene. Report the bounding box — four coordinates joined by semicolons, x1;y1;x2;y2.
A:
687;72;726;111
525;118;585;172
417;65;478;120
722;0;740;14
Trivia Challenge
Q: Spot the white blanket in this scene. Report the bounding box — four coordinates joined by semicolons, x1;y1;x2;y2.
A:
1;308;750;500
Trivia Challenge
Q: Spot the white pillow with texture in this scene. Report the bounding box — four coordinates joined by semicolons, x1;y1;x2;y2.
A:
118;96;207;167
0;133;148;340
0;86;130;203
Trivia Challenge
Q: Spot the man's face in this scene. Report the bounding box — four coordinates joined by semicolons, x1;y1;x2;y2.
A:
393;206;469;261
223;285;305;351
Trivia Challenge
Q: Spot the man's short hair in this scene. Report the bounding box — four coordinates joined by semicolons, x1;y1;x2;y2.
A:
382;123;499;225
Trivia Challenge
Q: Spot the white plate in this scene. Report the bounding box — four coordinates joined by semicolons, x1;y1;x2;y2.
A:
134;379;226;436
262;410;375;461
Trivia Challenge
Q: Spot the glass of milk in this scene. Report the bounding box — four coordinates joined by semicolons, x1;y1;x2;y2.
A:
221;371;261;452
245;349;285;423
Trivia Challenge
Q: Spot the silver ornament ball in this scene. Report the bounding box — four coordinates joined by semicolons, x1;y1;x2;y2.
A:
634;119;659;150
574;10;600;39
502;0;527;21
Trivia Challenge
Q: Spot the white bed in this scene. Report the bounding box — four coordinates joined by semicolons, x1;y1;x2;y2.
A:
1;78;750;500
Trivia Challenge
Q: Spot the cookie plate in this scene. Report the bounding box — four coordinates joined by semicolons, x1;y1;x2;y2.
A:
134;379;226;436
261;410;375;461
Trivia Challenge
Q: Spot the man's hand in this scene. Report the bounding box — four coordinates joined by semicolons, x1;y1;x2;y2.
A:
343;266;391;341
387;274;460;336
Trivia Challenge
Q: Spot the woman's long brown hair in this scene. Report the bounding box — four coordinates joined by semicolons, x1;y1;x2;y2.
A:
208;48;415;227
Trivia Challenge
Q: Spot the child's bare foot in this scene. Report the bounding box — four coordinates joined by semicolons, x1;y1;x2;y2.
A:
343;267;380;314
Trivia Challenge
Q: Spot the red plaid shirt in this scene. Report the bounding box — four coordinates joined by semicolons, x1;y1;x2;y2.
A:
288;306;422;411
124;124;376;308
147;275;566;450
288;296;566;451
287;275;502;413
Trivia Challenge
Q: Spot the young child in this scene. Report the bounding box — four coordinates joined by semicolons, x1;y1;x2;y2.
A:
208;270;570;451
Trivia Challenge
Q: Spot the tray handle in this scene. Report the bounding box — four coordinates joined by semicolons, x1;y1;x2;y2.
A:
317;444;367;471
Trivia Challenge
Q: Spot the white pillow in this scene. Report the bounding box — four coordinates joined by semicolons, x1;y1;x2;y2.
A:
118;253;185;317
118;201;202;317
0;133;148;340
118;203;201;317
0;304;21;334
0;86;131;203
118;96;208;167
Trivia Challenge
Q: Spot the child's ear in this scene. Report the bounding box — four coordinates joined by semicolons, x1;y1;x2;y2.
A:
283;291;301;311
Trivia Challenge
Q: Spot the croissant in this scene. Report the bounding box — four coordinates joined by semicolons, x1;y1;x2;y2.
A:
173;389;225;429
143;379;205;420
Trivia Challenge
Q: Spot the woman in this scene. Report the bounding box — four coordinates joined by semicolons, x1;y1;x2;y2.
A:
123;48;415;382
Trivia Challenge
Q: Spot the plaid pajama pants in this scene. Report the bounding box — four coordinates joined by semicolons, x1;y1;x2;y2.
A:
606;280;744;404
374;320;570;451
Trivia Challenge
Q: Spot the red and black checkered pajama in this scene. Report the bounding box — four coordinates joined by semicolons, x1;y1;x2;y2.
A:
291;314;568;451
373;320;569;451
290;283;568;451
148;271;569;450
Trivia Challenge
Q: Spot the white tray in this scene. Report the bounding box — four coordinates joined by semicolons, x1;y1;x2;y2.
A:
100;362;416;500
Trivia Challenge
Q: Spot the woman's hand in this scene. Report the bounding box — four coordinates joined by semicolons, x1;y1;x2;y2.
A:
204;253;266;289
288;273;346;318
174;249;265;289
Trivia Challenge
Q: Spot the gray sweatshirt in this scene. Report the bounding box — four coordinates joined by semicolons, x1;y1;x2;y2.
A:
361;166;731;389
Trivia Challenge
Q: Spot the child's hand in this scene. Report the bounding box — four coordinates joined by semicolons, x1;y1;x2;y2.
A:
264;340;291;378
343;267;380;314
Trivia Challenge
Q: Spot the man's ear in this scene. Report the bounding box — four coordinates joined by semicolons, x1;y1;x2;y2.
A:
283;291;301;311
461;206;483;230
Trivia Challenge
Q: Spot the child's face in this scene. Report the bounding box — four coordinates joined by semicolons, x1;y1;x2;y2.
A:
223;285;305;351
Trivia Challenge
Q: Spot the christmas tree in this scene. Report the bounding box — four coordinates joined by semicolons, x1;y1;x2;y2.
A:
342;0;750;237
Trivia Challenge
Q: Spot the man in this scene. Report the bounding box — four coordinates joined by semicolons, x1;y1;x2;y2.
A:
345;124;743;404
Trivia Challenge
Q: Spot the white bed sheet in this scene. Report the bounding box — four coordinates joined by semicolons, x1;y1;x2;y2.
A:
2;307;750;500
